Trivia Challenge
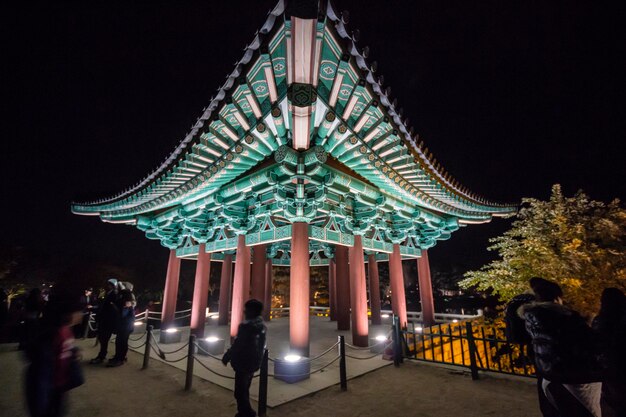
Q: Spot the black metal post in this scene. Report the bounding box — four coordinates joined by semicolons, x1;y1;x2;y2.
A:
465;321;479;380
339;335;347;391
258;349;269;417
142;325;153;370
392;315;403;367
185;334;196;391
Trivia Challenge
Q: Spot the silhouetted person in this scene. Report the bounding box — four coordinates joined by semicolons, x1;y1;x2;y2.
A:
108;282;136;367
90;279;118;364
24;288;83;417
505;278;559;417
74;288;94;339
592;288;626;417
222;299;266;417
0;288;8;339
20;288;45;350
520;279;602;417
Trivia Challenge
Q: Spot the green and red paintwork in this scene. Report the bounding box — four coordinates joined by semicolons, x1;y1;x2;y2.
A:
72;0;515;355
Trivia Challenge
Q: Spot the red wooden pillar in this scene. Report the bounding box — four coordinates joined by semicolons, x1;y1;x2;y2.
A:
417;250;436;327
230;235;251;338
367;253;382;325
263;257;273;321
328;259;337;321
290;222;310;356
217;253;233;326
389;244;408;328
161;249;181;329
190;245;211;337
335;245;350;331
251;244;267;302
349;236;369;347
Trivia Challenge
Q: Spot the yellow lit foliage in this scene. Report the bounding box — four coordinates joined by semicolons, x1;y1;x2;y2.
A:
460;185;626;315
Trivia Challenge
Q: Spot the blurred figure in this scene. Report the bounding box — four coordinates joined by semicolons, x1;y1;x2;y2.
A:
222;299;266;417
0;288;8;341
24;288;84;417
0;288;8;324
89;279;118;364
20;288;45;350
107;282;136;367
520;279;602;417
592;288;626;417
74;288;94;339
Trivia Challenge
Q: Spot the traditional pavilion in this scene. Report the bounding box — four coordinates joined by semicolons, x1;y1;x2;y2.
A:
72;0;515;356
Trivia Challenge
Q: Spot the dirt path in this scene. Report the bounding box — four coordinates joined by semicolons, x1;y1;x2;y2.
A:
0;341;540;417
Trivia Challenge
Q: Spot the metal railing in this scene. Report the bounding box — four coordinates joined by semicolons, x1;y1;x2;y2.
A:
393;316;535;379
88;307;481;328
269;307;481;323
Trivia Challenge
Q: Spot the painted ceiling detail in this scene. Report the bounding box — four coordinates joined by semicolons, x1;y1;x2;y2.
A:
72;0;516;257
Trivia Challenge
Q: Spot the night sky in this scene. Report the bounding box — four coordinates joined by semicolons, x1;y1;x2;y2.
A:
2;1;625;287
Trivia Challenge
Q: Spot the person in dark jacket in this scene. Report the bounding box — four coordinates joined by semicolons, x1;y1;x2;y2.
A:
520;279;602;417
24;288;83;417
89;279;119;364
222;299;266;417
506;278;559;417
592;287;626;417
20;288;45;350
107;282;136;367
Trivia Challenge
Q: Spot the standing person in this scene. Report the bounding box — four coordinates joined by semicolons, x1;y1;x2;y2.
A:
20;288;45;350
592;288;626;417
0;288;8;325
520;279;602;417
24;288;84;417
222;299;266;417
107;282;136;367
75;288;94;339
89;279;118;364
0;288;8;341
505;278;559;417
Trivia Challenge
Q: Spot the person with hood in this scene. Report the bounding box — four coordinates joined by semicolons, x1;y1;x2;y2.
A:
89;279;119;364
24;288;84;417
107;281;136;367
505;278;559;417
222;299;266;417
520;279;602;417
592;288;626;417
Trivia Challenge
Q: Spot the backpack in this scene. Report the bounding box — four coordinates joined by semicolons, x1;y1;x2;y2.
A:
504;294;535;344
229;320;267;373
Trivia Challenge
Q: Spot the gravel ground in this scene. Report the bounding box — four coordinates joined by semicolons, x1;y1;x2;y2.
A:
0;340;540;417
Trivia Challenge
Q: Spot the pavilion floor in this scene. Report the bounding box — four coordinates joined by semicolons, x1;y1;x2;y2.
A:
0;336;540;417
132;315;393;407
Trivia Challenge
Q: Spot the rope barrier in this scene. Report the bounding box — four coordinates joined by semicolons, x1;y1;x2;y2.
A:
306;341;340;362
152;339;190;356
129;333;145;342
128;340;147;349
193;356;236;380
268;355;341;378
193;342;225;361
345;339;386;350
310;355;341;374
149;343;187;363
268;341;340;364
345;352;381;360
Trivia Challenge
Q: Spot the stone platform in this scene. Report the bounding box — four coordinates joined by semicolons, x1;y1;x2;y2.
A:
130;316;392;407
